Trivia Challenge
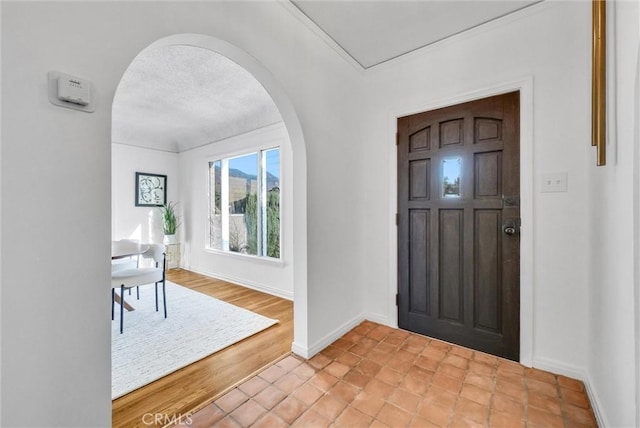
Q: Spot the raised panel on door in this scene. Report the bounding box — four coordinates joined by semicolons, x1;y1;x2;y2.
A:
439;209;464;324
409;159;430;201
474;209;502;333
474;118;503;145
474;151;502;199
409;209;430;315
410;126;431;152
439;119;464;148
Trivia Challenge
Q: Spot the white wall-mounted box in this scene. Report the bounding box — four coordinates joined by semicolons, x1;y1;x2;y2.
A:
47;71;95;112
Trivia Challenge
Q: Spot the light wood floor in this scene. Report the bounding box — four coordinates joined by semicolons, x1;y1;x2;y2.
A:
112;269;293;428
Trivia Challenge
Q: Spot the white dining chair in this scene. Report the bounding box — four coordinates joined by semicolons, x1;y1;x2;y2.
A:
112;238;142;298
111;243;167;333
111;258;137;272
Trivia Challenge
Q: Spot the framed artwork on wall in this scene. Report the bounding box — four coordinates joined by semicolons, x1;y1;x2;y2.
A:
135;172;167;207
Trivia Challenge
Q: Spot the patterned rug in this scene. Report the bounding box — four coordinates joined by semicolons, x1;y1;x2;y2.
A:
111;281;278;399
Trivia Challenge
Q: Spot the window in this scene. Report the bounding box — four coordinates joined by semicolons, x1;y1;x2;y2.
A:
208;148;280;259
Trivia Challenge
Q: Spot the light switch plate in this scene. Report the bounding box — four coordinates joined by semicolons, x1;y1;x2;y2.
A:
541;173;568;192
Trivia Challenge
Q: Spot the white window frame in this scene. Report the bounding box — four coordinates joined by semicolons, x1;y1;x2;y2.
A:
207;146;281;260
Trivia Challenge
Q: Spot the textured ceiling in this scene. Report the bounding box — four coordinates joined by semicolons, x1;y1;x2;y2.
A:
112;45;282;153
291;0;540;68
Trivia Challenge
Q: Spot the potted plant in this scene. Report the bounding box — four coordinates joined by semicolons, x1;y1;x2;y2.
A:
159;201;181;245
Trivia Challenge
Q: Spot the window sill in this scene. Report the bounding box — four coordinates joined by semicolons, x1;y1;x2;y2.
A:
204;248;285;267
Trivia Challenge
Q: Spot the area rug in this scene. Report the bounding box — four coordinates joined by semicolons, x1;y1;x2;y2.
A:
111;281;278;399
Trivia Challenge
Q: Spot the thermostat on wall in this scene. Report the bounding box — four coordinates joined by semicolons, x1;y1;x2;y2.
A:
48;71;95;113
57;75;90;105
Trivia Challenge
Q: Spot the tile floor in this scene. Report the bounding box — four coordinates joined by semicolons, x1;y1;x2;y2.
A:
179;321;597;427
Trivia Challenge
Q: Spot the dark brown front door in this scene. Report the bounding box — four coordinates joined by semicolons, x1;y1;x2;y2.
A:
397;91;520;361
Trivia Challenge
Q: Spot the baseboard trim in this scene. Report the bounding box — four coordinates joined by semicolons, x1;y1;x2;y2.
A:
365;311;390;326
533;357;607;427
532;356;585;381
186;267;293;301
298;313;368;359
291;341;309;359
582;372;609;428
292;314;386;359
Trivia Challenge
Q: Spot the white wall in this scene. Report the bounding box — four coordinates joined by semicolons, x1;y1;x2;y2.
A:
2;3;114;425
179;123;294;299
0;2;365;426
362;1;590;373
112;144;179;244
587;1;640;426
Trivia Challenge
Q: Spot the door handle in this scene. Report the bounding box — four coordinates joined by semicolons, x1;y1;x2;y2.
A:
503;219;518;236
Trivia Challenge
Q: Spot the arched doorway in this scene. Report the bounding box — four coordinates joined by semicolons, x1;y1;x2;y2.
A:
111;33;308;419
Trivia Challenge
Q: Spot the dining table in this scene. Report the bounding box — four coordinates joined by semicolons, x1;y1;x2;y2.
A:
111;240;150;311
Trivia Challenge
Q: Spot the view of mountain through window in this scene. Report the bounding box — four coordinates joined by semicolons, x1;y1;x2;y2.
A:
208;148;280;259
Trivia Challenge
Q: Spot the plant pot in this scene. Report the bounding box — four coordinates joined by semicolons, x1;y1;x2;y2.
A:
163;234;179;245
